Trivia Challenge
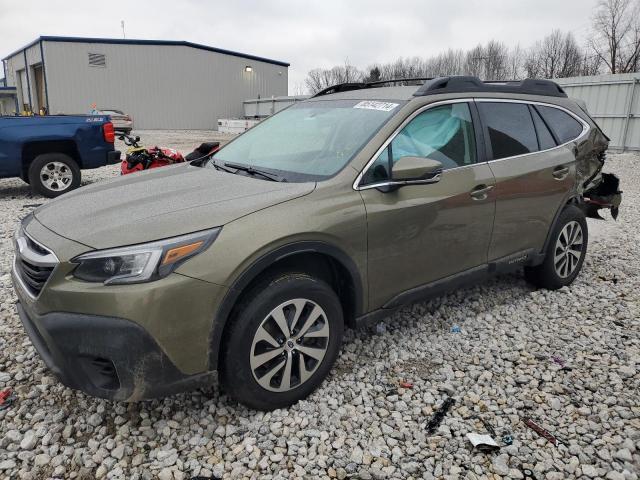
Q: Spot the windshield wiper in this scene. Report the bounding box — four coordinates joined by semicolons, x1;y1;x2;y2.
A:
209;159;237;174
223;161;286;182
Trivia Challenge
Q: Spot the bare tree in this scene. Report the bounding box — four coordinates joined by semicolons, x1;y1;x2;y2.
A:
525;30;586;78
464;45;486;78
304;61;365;93
589;0;640;73
580;52;603;76
304;8;631;94
506;45;525;79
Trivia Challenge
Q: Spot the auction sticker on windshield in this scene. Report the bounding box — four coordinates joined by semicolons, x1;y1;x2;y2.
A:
353;101;399;112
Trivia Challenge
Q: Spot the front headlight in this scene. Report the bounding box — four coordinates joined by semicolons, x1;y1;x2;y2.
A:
72;228;220;284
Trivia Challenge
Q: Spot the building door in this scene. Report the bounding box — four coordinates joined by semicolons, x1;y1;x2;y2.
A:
33;64;46;113
17;69;29;112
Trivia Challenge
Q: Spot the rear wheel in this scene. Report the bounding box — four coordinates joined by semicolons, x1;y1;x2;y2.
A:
220;273;343;410
28;153;81;198
524;205;588;289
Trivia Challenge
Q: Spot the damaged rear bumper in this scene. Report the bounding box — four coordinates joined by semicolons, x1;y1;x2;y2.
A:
583;172;623;219
15;303;213;401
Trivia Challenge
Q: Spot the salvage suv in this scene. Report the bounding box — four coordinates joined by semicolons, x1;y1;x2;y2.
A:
12;76;621;410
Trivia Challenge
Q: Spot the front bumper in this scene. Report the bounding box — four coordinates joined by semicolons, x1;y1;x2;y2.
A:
107;150;122;165
16;303;214;401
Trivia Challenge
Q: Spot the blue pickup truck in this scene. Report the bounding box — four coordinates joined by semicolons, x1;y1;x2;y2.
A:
0;115;121;197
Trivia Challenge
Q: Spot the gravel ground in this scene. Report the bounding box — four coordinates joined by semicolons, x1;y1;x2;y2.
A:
0;138;638;479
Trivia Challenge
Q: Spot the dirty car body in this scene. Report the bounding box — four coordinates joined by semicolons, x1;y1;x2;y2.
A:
12;76;621;408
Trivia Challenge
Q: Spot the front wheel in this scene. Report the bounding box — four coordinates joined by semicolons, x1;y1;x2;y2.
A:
28;153;81;198
220;273;343;410
525;205;588;289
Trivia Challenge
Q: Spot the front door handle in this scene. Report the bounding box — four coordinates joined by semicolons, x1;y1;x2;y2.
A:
552;166;570;180
470;184;494;200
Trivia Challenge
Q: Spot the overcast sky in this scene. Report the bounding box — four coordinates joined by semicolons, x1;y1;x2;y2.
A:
1;0;599;93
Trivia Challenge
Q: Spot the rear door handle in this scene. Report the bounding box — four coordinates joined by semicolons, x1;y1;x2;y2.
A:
553;166;570;180
470;184;494;200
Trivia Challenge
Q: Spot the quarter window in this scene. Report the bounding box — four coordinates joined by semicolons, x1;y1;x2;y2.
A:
536;105;584;144
361;102;476;184
530;106;557;150
478;102;538;160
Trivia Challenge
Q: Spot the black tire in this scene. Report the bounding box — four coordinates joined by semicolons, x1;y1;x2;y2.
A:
220;273;343;410
28;153;81;198
524;204;588;289
20;171;30;184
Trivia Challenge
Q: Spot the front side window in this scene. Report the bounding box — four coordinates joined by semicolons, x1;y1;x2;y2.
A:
536;105;584;144
210;99;402;181
361;103;476;184
478;102;538;160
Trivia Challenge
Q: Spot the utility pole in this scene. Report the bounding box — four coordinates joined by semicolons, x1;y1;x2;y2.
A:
121;20;126;39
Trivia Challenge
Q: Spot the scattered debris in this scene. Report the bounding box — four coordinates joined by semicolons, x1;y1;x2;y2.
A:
598;275;619;284
399;381;414;389
22;203;42;209
518;467;537;479
466;432;501;452
0;388;16;410
426;397;455;434
551;355;572;371
451;325;461;333
523;418;565;447
479;417;497;437
502;434;513;446
375;322;387;335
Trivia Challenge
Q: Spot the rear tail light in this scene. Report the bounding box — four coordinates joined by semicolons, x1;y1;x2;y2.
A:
103;122;115;143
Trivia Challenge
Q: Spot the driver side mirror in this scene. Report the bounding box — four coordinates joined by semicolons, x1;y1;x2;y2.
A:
392;156;443;183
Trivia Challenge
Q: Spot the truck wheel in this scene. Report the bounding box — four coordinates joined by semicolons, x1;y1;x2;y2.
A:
28;153;81;198
524;205;588;290
220;273;343;410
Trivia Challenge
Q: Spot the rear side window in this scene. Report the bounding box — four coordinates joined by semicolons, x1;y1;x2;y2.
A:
536;105;584;144
530;106;557;150
478;102;538;160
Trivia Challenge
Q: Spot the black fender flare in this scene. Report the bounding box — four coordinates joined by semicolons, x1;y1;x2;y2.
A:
535;192;583;263
208;241;364;370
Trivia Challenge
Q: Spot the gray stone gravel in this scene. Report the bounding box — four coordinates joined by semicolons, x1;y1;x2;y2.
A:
0;136;638;479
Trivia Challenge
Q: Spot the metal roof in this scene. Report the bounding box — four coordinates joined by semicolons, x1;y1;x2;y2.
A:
2;36;290;67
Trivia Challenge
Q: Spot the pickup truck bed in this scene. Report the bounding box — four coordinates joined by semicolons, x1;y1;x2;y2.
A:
0;115;120;197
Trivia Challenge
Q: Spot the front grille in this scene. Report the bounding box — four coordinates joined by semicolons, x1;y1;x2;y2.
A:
16;258;54;296
25;235;50;256
14;228;58;298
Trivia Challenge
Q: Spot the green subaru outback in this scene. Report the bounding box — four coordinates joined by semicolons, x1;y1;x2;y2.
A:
12;76;621;410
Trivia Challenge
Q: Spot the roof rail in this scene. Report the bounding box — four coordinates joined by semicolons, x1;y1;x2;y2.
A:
413;76;567;98
311;77;434;98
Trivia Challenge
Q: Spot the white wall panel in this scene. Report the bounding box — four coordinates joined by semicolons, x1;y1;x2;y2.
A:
42;41;288;129
556;73;640;151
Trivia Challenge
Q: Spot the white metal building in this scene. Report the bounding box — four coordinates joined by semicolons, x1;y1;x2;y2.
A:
555;73;640;151
1;36;289;129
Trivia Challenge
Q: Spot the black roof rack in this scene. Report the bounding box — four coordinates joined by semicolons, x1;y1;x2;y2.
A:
311;77;434;98
413;76;567;98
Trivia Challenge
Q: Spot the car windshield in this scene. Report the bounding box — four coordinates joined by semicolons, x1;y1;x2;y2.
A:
208;99;402;181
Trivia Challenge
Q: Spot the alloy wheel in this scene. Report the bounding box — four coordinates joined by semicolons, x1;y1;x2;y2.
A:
250;298;330;392
40;162;73;192
554;221;584;278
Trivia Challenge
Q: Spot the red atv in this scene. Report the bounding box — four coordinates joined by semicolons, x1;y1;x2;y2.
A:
118;133;220;175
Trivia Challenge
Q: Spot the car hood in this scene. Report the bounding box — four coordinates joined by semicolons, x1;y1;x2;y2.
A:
34;164;315;249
